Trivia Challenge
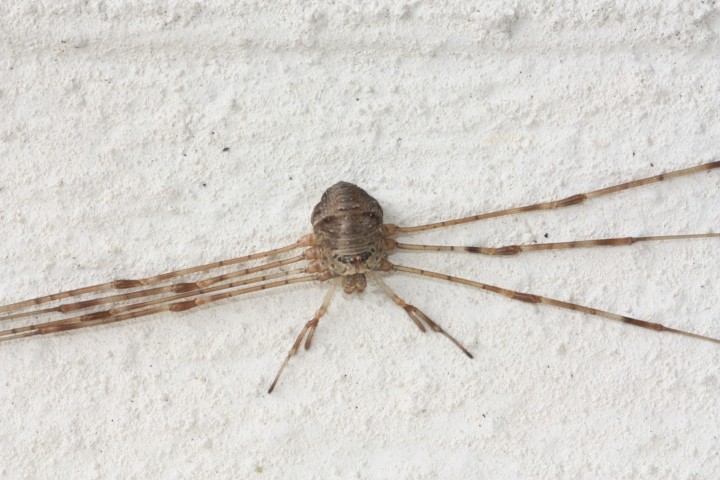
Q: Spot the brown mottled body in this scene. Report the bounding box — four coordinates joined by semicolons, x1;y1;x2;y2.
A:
311;181;388;294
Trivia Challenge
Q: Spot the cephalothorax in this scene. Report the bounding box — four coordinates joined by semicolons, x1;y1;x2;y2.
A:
1;161;719;392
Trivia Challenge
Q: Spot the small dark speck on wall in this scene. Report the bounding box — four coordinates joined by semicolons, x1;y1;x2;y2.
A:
544;233;549;238
222;147;230;152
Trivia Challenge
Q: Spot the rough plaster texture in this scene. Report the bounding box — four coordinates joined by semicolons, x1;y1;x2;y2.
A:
1;1;720;479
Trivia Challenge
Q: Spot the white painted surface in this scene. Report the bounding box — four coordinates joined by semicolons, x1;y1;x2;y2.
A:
1;2;719;479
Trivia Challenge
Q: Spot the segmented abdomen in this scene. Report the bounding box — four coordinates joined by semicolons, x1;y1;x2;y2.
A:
311;182;385;273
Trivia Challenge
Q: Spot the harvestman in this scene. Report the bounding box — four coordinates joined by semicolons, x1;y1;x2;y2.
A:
1;161;719;392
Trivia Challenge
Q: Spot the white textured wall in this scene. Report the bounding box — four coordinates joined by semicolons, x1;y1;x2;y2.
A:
1;2;719;479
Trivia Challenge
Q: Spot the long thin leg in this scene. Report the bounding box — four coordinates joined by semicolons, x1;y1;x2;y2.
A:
391;263;720;344
0;255;307;322
0;236;313;315
387;161;720;234
0;268;314;341
393;233;720;256
370;272;473;358
268;283;336;394
0;274;322;343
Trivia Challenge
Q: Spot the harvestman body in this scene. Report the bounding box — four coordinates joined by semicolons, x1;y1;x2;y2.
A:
1;161;719;392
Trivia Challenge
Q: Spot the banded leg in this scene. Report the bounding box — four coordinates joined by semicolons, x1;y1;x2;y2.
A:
391;263;720;344
0;236;313;316
0;273;321;343
370;272;473;358
0;255;308;322
386;160;720;234
268;284;337;394
393;233;720;256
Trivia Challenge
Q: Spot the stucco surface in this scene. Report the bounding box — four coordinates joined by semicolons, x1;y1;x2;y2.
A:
1;2;719;479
